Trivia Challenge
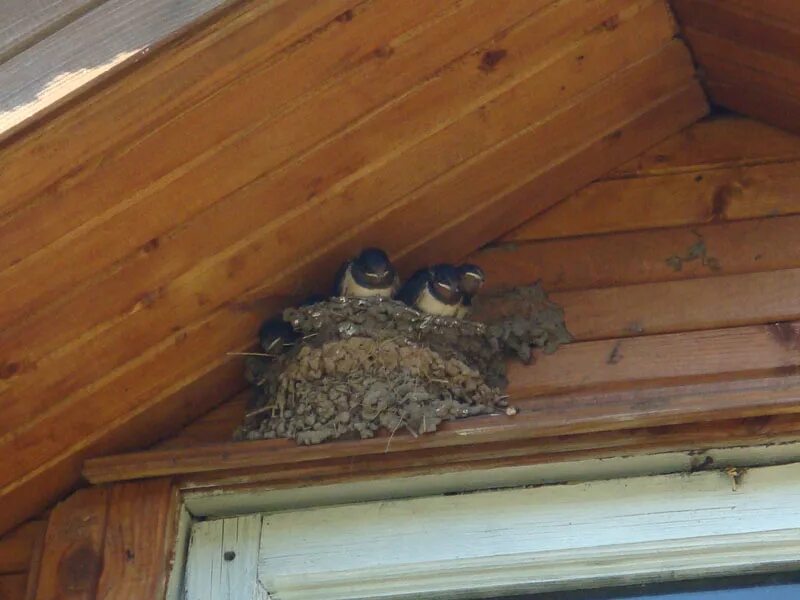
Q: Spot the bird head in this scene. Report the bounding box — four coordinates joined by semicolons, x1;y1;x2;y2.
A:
457;263;485;297
428;264;463;305
351;247;397;287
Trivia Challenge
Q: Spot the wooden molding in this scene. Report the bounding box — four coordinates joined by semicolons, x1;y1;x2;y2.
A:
83;372;800;485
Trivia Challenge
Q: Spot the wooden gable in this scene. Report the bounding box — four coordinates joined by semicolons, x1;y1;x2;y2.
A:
0;0;706;537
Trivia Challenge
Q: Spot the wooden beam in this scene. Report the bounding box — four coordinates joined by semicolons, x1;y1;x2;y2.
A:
480;214;800;292
0;521;47;575
503;160;800;242
33;488;108;600
95;479;177;600
83;371;800;484
608;114;800;178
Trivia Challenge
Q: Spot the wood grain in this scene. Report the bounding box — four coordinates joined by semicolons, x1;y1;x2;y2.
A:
0;0;350;203
0;522;47;575
503;159;800;242
672;0;800;134
479;214;800;292
0;0;706;537
0;71;704;481
608;113;800;177
95;479;176;600
84;372;800;484
33;488;108;600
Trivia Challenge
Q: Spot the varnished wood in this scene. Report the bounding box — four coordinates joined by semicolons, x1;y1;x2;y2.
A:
504;159;800;242
0;0;705;536
672;0;800;134
0;521;47;575
480;214;800;292
608;113;800;177
84;371;800;484
0;574;27;600
33;488;108;600
95;479;176;600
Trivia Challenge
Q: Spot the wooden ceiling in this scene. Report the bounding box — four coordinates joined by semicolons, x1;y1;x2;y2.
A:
10;0;793;536
672;0;800;135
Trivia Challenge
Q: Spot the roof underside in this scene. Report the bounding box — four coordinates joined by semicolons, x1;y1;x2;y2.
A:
0;0;796;535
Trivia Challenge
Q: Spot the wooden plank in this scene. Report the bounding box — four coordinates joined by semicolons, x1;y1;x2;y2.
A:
0;64;692;466
0;0;351;205
685;28;800;90
33;487;108;600
0;71;706;537
23;523;45;600
0;574;27;600
671;0;800;66
248;464;800;599
607;114;800;178
556;268;800;341
172;414;800;492
0;522;47;575
503;160;800;242
0;0;96;61
0;1;679;430
480;214;800;293
158;267;800;455
82;368;800;484
706;79;800;139
395;83;706;271
0;0;455;282
95;479;176;600
0;0;233;136
184;515;264;600
156;394;247;450
0;0;652;354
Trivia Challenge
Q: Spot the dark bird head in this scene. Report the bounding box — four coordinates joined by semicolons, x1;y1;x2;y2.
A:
258;318;297;356
457;264;485;297
428;264;462;305
350;247;397;288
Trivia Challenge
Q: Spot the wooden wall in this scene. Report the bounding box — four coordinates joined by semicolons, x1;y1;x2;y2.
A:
0;0;705;536
154;114;800;453
672;0;800;135
7;112;800;599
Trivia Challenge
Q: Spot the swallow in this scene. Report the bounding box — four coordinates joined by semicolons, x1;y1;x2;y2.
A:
333;247;399;298
398;264;463;317
258;317;298;356
456;263;485;318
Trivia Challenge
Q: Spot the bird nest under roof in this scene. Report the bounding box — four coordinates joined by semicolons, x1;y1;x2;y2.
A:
235;285;571;446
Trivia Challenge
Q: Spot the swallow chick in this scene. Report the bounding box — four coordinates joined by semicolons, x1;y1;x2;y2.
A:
333;247;399;299
456;263;485;318
398;264;463;317
258;317;298;357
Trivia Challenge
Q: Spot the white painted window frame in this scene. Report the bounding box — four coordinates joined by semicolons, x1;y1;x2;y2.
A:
169;442;800;600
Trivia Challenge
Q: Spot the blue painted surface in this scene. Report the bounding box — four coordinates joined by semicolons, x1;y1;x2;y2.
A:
626;584;800;599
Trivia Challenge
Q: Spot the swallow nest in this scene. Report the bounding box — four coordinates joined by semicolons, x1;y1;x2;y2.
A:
235;285;571;445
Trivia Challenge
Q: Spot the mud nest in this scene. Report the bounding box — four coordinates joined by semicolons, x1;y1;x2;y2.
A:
235;284;571;445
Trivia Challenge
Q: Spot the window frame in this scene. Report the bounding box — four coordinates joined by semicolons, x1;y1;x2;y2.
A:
168;441;800;600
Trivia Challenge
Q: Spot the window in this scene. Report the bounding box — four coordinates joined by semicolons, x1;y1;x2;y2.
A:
178;459;800;600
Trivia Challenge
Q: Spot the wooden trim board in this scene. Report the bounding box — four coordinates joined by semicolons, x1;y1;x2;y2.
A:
0;0;235;138
83;370;800;484
180;462;800;600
